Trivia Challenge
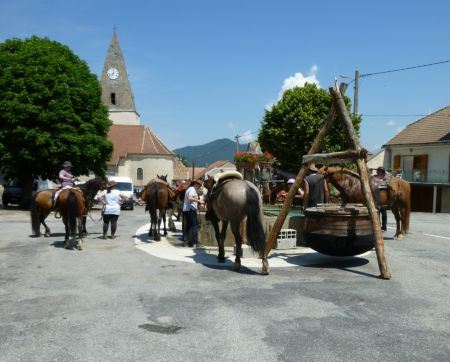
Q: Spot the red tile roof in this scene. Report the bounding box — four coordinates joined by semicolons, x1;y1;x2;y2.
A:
108;124;174;166
385;106;450;146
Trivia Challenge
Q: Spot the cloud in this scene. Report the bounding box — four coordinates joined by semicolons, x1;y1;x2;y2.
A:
265;65;321;110
228;122;235;129
387;120;396;127
239;130;256;143
278;65;321;99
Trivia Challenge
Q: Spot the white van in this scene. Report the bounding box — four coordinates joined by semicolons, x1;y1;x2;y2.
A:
108;176;134;210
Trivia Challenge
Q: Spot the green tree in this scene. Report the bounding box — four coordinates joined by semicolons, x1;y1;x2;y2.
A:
0;36;112;207
258;83;361;173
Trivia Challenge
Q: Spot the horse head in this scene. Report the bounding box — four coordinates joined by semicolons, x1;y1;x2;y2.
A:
157;174;168;182
203;175;215;191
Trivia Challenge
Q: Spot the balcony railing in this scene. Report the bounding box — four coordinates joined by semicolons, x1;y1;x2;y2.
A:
393;169;449;184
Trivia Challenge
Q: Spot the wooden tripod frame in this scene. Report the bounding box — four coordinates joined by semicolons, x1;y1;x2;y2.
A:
261;82;391;279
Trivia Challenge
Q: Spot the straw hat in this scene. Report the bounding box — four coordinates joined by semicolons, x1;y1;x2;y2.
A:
190;179;202;187
107;180;116;188
62;161;73;168
308;163;318;172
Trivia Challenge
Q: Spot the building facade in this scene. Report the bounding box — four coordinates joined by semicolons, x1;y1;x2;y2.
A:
381;106;450;213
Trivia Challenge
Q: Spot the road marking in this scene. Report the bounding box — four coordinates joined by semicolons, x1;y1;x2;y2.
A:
423;233;450;240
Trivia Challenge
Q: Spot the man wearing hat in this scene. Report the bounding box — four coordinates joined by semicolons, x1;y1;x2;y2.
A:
182;179;204;247
374;166;388;231
59;161;77;187
304;163;329;208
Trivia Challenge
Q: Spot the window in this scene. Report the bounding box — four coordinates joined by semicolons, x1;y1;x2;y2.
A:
110;92;116;105
412;154;428;182
137;168;143;181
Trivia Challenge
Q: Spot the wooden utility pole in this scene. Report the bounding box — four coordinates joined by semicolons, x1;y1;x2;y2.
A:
353;70;359;117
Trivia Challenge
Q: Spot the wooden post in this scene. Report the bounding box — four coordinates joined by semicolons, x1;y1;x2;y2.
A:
331;87;391;279
261;83;348;274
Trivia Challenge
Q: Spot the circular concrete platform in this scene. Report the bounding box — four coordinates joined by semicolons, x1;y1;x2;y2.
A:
134;221;372;269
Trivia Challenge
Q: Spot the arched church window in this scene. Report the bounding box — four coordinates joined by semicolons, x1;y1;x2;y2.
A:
137;168;143;181
110;92;116;105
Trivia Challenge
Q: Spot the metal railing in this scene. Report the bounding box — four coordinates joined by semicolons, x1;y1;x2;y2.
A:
392;169;449;184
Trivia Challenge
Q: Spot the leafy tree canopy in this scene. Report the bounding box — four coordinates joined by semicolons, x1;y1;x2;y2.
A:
0;36;112;199
258;83;361;173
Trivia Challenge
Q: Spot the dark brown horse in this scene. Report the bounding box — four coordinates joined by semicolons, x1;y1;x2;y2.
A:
141;175;177;241
55;188;87;250
30;177;107;237
204;173;266;271
320;166;411;239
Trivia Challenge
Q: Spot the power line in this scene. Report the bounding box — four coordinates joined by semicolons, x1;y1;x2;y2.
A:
361;59;450;78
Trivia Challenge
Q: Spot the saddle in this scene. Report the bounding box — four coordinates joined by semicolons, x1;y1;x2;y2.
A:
206;171;243;221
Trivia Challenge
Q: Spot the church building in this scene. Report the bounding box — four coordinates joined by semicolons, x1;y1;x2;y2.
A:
100;31;185;189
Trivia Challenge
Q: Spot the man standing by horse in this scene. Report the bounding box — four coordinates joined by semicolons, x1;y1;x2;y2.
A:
182;180;204;247
373;166;388;231
304;163;329;207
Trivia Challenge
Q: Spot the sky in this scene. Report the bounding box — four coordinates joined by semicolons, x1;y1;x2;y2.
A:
1;0;450;152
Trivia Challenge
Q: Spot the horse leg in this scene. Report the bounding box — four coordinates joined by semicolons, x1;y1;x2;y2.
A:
211;219;225;262
230;221;242;272
77;217;84;250
391;205;402;240
80;215;87;237
41;218;51;237
63;217;71;249
162;210;168;236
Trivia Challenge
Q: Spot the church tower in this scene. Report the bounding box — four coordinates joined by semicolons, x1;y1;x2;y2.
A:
100;31;140;125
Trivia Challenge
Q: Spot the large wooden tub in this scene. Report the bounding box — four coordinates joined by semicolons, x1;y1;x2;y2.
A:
303;204;374;256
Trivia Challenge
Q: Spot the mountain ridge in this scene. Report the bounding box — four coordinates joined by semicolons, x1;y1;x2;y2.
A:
173;138;249;167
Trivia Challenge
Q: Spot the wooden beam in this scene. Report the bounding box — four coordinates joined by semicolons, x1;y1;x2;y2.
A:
331;87;391;279
302;149;361;165
261;83;348;275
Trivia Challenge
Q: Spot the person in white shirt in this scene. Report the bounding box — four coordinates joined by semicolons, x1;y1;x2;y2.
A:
182;179;204;247
98;180;127;239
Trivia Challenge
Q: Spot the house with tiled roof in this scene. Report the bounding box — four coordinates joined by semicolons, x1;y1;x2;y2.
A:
381;106;450;213
194;160;236;180
100;32;177;190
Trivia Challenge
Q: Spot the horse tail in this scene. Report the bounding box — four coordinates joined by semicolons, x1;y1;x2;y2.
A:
68;191;77;236
30;193;41;236
245;186;266;253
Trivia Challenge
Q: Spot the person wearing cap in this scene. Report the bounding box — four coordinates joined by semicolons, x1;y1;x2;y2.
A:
98;180;127;239
374;166;388;231
182;179;204;247
59;161;77;187
304;163;329;208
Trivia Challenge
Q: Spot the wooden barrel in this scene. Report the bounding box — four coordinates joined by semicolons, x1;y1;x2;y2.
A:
303;203;374;256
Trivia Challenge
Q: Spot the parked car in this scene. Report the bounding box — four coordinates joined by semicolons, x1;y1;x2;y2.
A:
2;178;24;208
2;178;55;208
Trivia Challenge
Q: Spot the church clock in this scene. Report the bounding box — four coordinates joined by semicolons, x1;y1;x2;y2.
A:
107;67;119;80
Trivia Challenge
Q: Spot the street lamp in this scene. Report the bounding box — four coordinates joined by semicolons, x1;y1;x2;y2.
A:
340;70;360;118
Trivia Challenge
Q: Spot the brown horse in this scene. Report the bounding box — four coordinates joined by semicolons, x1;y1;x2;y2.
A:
141;175;177;241
30;177;107;237
55;188;87;250
320;166;411;239
204;173;266;271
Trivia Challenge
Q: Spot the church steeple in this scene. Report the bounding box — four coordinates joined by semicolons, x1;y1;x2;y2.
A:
101;31;140;125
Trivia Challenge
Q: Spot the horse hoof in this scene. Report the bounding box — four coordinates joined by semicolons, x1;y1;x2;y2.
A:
64;243;71;250
44;233;51;237
232;264;241;272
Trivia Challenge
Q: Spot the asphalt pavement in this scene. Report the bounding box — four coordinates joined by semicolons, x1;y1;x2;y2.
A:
0;205;449;361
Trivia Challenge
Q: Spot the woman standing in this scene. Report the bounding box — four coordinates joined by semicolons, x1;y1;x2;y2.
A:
98;180;126;239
